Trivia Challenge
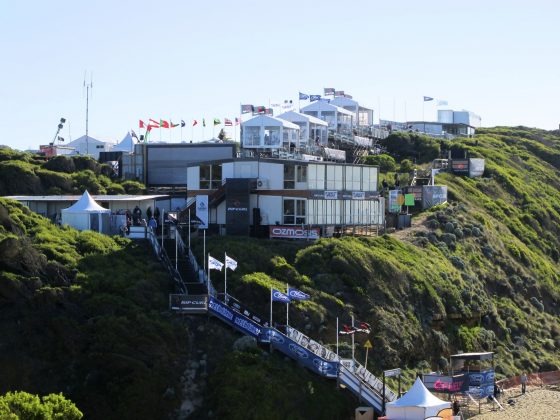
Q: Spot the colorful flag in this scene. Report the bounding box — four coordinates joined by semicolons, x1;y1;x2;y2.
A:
139;120;146;128
256;106;266;114
334;90;345;96
423;96;434;102
213;118;221;126
130;130;138;139
324;87;335;95
203;118;206;127
224;118;233;126
339;324;357;335
181;120;186;127
208;255;224;271
235;117;240;125
225;255;237;271
310;94;321;102
287;287;310;301
265;108;273;115
272;289;291;303
149;119;160;128
241;104;254;114
160;119;170;128
170;120;179;128
299;92;309;100
192;119;198;127
355;321;371;334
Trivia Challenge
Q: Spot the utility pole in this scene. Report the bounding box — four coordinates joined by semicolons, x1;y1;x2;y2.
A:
84;72;93;155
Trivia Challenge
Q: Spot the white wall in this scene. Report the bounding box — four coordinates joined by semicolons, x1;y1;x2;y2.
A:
187;167;199;189
259;162;284;189
258;195;282;226
234;161;258;178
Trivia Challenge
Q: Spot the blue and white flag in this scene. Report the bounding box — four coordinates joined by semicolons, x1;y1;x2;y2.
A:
288;287;310;301
208;255;224;271
423;96;434;102
272;289;291;303
310;94;321;102
225;255;237;271
299;92;309;100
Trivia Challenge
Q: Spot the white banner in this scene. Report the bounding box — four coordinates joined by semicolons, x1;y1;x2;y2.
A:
196;195;209;229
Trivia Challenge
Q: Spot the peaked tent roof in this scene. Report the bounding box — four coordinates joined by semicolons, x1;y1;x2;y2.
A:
300;101;354;116
241;114;300;130
66;135;107;147
386;377;450;409
61;190;110;213
112;132;137;153
276;110;328;126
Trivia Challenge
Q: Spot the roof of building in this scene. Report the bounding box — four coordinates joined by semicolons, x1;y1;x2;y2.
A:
4;194;169;202
300;101;355;116
242;114;300;130
450;352;494;361
61;190;111;213
276;110;328;126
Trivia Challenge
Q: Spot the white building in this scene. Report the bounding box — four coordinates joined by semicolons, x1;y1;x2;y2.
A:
183;158;383;237
300;102;354;135
330;96;374;127
276;110;329;150
66;135;114;159
241;115;300;150
437;110;481;137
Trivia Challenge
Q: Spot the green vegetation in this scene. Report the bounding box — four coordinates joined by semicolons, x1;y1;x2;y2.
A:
1;126;560;419
0;147;144;195
0;391;82;419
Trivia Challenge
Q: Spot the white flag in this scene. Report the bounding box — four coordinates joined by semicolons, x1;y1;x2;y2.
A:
225;255;238;271
437;99;448;106
208;255;224;271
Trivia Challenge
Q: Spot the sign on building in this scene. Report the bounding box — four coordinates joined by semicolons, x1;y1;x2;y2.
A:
196;195;209;229
225;178;250;235
169;294;208;314
269;226;320;240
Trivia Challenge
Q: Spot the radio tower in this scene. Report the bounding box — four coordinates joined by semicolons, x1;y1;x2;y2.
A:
84;72;93;155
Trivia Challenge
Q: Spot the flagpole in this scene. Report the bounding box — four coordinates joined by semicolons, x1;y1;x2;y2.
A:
161;207;164;252
224;251;227;301
336;317;339;357
351;315;355;362
188;208;191;250
286;282;289;326
169;118;172;142
181;124;183;142
207;255;210;293
175;224;178;271
203;230;206;272
270;288;273;328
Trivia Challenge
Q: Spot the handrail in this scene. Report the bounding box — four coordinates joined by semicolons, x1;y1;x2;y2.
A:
340;359;397;402
286;326;339;362
146;228;187;293
338;363;383;412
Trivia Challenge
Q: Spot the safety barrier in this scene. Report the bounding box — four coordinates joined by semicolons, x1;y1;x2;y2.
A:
341;359;397;402
497;370;560;390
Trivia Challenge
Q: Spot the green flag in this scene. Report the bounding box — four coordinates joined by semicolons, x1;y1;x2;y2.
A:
213;118;221;126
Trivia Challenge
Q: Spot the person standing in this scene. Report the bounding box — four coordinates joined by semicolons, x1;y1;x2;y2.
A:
452;396;460;416
148;216;157;232
520;372;528;394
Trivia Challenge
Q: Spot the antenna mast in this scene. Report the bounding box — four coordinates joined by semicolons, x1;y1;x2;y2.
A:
84;72;93;155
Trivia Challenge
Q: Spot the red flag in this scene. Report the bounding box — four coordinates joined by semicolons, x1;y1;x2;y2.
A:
139;120;146;128
160;119;170;128
149;119;160;129
170;120;179;128
224;118;233;126
192;119;198;127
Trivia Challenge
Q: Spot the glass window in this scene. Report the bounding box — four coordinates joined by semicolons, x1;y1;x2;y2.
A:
211;164;222;189
296;165;307;183
284;165;295;189
243;126;261;147
200;165;211;189
264;126;281;146
200;164;222;189
283;199;306;225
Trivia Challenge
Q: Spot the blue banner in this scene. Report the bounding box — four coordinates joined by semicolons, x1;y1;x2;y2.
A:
272;289;291;303
208;296;264;339
288;288;310;301
467;370;495;398
262;329;338;378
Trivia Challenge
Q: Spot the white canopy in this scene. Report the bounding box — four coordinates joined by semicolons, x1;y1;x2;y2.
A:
277;110;328;126
242;114;300;130
385;377;451;420
61;191;110;233
112;132;137;153
300;101;354;116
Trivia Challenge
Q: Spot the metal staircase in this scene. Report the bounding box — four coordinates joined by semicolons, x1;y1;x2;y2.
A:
145;228;398;414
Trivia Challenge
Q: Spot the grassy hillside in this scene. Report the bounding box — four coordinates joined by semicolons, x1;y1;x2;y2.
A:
1;126;559;419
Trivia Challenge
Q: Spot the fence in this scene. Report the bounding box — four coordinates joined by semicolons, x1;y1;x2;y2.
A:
497;370;560;390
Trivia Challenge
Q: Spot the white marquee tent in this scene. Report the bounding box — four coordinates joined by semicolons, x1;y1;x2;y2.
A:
61;190;111;233
112;132;137;153
384;377;452;420
276;110;328;148
241;114;299;149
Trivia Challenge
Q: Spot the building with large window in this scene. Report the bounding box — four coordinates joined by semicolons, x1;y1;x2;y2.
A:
183;158;383;238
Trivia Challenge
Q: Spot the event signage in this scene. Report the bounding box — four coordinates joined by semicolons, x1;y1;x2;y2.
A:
422;186;448;209
451;159;470;174
169;294;208;314
324;191;338;199
227;298;268;327
208;296;263;338
384;368;401;378
225;178;250;235
352;191;365;200
196;195;209;229
267;329;338;378
269;226;320;240
423;373;469;394
388;189;401;213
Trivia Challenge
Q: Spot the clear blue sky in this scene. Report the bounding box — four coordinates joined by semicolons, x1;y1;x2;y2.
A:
1;0;559;150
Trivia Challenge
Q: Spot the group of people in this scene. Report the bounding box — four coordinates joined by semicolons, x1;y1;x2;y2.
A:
121;206;160;235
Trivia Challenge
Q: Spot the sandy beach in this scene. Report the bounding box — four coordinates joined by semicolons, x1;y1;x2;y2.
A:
469;386;560;419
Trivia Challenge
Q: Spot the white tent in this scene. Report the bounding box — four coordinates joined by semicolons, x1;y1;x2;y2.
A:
241;114;299;149
300;101;354;133
276;110;328;148
385;377;452;420
61;191;111;233
66;135;112;159
112;132;137;153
